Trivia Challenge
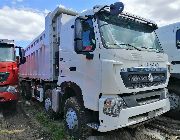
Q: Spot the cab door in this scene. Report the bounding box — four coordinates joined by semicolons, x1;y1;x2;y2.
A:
73;17;101;111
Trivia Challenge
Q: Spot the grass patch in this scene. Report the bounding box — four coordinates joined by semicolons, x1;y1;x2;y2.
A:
0;129;25;134
36;112;67;140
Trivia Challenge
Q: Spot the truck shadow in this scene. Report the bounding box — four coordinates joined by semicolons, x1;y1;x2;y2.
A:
88;128;135;140
0;102;18;118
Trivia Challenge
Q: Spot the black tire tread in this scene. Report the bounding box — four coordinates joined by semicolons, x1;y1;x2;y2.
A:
64;97;91;140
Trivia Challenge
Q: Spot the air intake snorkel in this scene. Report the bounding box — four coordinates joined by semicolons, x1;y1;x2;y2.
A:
110;2;124;15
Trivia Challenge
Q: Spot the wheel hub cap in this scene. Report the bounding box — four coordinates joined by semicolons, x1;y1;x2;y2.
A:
45;98;51;111
66;108;78;129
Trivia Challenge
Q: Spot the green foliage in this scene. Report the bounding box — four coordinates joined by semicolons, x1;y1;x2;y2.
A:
36;112;67;140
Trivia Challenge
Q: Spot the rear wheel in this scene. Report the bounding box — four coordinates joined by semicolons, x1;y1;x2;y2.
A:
64;97;91;139
22;82;31;100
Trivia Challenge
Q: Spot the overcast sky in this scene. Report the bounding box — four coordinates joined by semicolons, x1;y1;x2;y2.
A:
0;0;179;47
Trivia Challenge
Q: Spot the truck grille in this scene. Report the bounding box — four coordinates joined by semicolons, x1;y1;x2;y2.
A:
120;68;167;89
121;89;166;108
0;72;10;83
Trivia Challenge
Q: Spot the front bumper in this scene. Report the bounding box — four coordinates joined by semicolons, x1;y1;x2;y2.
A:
0;92;18;102
98;98;170;132
0;86;19;102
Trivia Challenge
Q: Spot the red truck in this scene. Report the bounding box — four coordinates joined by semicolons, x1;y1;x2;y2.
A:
0;39;25;109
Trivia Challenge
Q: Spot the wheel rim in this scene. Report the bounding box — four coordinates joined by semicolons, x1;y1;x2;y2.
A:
45;98;52;111
66;108;78;130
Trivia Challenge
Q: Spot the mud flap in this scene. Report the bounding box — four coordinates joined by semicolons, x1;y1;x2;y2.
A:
168;92;180;110
37;87;44;102
52;89;63;113
165;91;180;120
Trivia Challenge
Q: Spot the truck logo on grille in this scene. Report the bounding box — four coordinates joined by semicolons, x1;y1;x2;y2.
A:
148;73;153;82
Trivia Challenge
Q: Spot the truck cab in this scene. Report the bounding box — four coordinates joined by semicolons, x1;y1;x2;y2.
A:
0;39;25;108
156;23;180;116
59;4;170;133
156;22;180;78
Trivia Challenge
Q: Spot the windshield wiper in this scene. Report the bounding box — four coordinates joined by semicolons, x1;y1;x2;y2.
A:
140;46;160;52
106;43;142;51
141;46;148;49
148;48;161;53
117;43;142;51
99;23;108;28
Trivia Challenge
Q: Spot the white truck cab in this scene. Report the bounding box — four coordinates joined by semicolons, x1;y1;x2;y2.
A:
156;22;180;78
19;2;170;139
156;23;180;114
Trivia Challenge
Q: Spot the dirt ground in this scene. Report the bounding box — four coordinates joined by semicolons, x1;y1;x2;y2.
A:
0;99;180;140
0;101;50;140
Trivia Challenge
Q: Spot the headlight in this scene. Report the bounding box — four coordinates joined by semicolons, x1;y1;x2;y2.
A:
0;86;8;92
103;97;126;117
6;86;18;94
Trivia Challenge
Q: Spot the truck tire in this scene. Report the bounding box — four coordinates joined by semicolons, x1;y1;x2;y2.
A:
64;97;91;140
20;82;26;98
8;101;17;112
23;82;31;100
44;89;56;119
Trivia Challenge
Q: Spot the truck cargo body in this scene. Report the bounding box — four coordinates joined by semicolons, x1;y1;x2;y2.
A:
19;3;170;138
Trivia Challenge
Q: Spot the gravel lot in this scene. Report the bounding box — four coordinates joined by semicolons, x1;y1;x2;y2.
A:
0;99;180;140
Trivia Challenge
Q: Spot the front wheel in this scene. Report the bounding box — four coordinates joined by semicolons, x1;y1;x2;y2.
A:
64;97;91;139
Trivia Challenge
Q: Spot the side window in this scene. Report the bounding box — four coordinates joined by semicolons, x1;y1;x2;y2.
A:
81;19;96;51
176;29;180;49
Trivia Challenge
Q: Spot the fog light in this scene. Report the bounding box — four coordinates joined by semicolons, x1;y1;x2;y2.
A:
103;97;126;117
6;86;18;94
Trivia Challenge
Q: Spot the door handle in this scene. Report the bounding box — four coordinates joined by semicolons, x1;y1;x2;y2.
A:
69;67;76;71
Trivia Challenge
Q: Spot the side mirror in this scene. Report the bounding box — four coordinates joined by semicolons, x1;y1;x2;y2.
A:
74;19;84;53
19;48;26;65
20;57;26;65
20;48;25;58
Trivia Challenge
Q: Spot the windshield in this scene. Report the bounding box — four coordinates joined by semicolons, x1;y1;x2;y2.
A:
98;13;162;52
0;46;15;61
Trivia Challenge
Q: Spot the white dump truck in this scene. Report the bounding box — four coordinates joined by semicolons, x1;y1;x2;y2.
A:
156;22;180;117
156;22;180;79
19;2;170;139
